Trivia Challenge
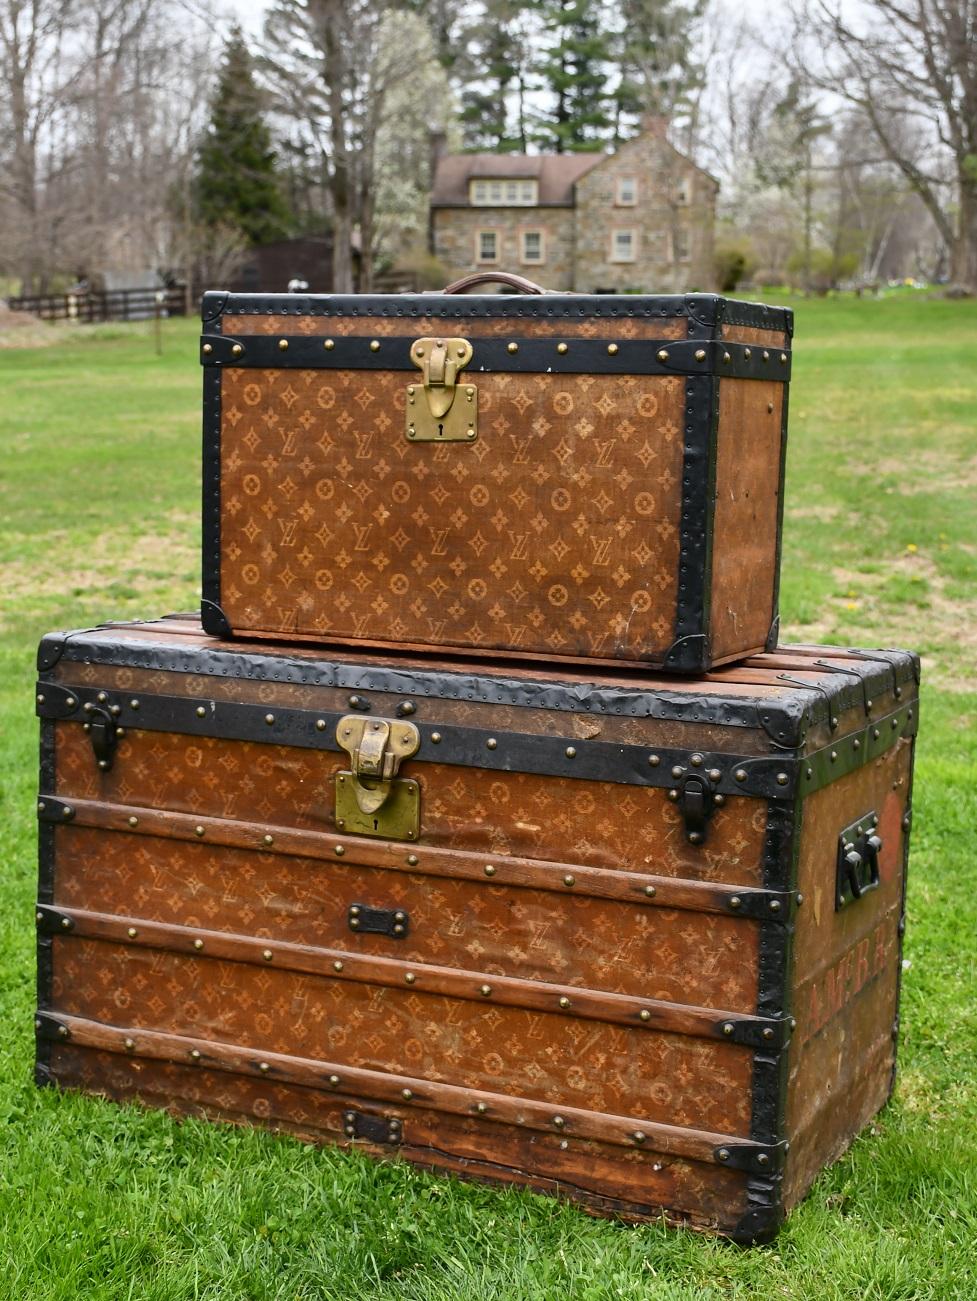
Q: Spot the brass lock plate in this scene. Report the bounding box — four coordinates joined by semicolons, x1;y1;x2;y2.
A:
335;771;419;840
335;715;421;841
406;336;477;442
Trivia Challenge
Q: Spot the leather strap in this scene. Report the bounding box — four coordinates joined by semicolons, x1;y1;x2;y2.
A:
442;271;548;295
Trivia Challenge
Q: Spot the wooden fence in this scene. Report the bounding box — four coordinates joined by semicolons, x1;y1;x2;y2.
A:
6;285;189;323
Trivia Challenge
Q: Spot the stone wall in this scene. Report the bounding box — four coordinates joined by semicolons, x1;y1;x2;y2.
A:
432;207;576;290
573;132;717;293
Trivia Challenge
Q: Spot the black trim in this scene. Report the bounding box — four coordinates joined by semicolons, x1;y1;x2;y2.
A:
201;308;223;633
206;290;791;335
766;372;791;653
200;333;791;381
665;373;718;671
889;735;916;1099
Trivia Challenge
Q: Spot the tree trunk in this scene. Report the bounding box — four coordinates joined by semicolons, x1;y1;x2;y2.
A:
950;176;977;291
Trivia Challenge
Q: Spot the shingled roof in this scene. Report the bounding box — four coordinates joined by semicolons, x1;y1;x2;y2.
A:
431;153;603;207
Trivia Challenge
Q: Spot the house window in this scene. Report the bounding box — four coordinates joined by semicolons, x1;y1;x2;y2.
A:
673;229;691;262
521;230;545;264
477;229;499;263
610;229;637;263
470;178;538;206
616;176;638;206
676;177;692;206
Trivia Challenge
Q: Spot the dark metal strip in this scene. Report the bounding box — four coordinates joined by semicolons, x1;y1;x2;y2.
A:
36;680;918;800
201;326;224;634
36;681;799;799
35;1011;783;1170
766;377;791;653
215;291;791;335
35;720;56;1088
35;796;795;921
665;373;717;670
200;333;791;381
37;637;810;738
36;905;791;1049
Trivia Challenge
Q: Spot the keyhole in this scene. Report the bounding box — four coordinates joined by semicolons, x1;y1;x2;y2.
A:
373;818;379;831
437;422;445;437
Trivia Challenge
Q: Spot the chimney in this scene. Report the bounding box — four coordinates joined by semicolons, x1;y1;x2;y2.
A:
640;112;669;138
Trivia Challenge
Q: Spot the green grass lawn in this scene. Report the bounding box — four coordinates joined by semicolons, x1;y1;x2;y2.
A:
1;300;975;1299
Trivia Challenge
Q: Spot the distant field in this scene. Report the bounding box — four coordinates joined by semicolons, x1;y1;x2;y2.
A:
0;299;975;1299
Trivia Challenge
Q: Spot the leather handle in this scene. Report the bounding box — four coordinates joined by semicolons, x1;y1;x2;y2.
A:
442;271;547;295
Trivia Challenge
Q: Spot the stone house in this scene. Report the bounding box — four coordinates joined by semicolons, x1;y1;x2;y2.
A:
430;120;719;293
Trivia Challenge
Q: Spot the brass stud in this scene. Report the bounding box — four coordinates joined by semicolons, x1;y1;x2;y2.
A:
329;1074;340;1086
744;347;752;359
873;728;880;740
264;713;275;725
723;351;731;364
707;768;721;783
757;1152;770;1167
278;338;288;351
694;349;706;362
607;343;619;356
565;746;576;759
722;1022;735;1036
127;927;138;939
407;854;419;866
335;845;345;856
57;1025;69;1039
259;1062;270;1073
633;1131;646;1144
483;865;496;877
559;996;571;1010
690;754;703;767
830;750;838;763
128;816;138;828
776;772;789;786
316;719;327;731
668;790;679;803
430;731;442;743
262;949;273;961
124;1037;135;1051
780;353;787;365
35;910;44;924
789;1018;797;1031
557;342;568;354
60;917;72;930
639;1009;651;1022
657;349;669;362
552;1115;566;1129
762;350;770;361
130;699;140;710
37;801;45;813
202;343;213;356
401;1088;413;1100
231;343;243;357
193;938;204;950
734;769;747;783
194;825;205;837
36;693;45;704
67;697;77;709
263;834;273;847
486;737;497;750
563;875;575;887
190;1049;201;1062
853;739;861;751
370;340;380;352
507;342;518;354
333;960;344;972
349;906;361;918
762;1027;775;1041
648;754;660;767
796;893;804;906
405;972;416;984
62;806;73;819
476;1101;488;1114
97;693;108;703
324;338;335;350
717;1147;730;1162
479;984;492;997
196;706;206;718
644;884;656;898
729;896;742;910
767;402;774;414
671;765;684;778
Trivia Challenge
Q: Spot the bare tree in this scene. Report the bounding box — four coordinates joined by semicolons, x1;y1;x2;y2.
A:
799;0;977;289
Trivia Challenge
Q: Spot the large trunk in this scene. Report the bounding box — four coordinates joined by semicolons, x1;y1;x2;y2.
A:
34;616;917;1241
198;290;792;673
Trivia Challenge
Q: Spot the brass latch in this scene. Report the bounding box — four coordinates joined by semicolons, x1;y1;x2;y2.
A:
406;337;477;442
335;715;420;840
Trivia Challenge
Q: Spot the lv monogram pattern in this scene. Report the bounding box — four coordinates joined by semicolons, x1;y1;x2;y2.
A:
57;827;760;1011
53;939;753;1133
219;312;688;660
55;724;768;885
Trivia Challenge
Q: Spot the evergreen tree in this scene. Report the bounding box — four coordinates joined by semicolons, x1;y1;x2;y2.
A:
195;29;290;245
458;1;534;151
609;0;705;142
534;0;610;153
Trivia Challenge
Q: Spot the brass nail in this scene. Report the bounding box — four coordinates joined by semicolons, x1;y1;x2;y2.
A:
259;1062;270;1073
194;939;204;950
202;343;213;355
264;713;275;725
262;949;273;961
729;896;742;910
263;834;273;846
776;772;789;786
194;825;205;837
476;1101;488;1114
507;342;518;354
694;349;706;361
553;1115;565;1128
633;1131;646;1144
405;972;416;984
557;342;568;354
407;854;419;866
60;917;72;930
486;737;497;750
607;343;619;355
130;699;140;709
124;1037;135;1051
316;719;327;731
722;1022;734;1036
483;865;496;877
431;732;441;743
734;769;747;782
723;351;731;363
127;927;138;939
744;347;752;359
657;349;669;362
780;352;787;364
278;338;288;351
644;884;656;897
231;343;243;357
640;1009;651;1022
333;960;344;972
196;706;206;718
329;1074;340;1086
128;816;138;827
335;845;345;856
324;339;334;350
479;984;492;997
762;350;770;361
402;1088;413;1100
563;875;575;887
559;996;571;1009
190;1049;201;1062
370;340;380;352
565;746;576;758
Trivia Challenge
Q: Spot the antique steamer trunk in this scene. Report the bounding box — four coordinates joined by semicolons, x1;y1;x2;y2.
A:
199;282;792;672
34;617;916;1241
